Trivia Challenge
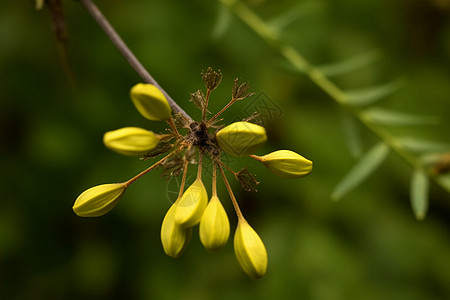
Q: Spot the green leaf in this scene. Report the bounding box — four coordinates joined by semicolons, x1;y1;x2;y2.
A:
332;142;389;200
318;50;381;77
435;174;450;194
212;4;232;40
341;111;362;158
400;137;450;153
410;169;429;220
364;107;438;126
269;1;324;33
345;79;405;106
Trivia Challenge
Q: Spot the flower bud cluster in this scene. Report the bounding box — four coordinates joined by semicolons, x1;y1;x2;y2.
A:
161;178;229;257
73;70;313;279
160;173;267;279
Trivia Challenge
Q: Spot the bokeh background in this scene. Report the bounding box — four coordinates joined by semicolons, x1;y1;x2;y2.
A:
1;0;450;299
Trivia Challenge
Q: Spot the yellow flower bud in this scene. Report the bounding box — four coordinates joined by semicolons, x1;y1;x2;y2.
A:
161;203;192;258
199;195;230;252
103;127;160;156
174;179;208;227
234;219;268;279
253;150;313;178
73;183;126;217
216;122;267;157
130;83;172;121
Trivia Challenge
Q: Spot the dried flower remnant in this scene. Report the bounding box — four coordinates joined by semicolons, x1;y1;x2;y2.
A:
73;69;312;278
202;67;223;90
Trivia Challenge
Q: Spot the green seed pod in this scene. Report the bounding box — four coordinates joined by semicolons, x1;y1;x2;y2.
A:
253;150;313;178
234;219;268;279
216;122;267;157
199;195;230;252
174;179;208;227
73;183;126;217
130;83;172;121
161;203;192;258
103;127;161;156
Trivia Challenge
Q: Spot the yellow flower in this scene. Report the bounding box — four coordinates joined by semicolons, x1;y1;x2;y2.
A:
161;203;192;258
103;127;161;156
130;83;172;121
253;150;312;178
174;178;208;227
216;122;267;157
199;195;230;252
73;183;126;217
234;219;268;279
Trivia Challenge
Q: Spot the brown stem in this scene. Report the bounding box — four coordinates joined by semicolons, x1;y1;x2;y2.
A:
219;165;244;220
197;150;203;180
125;148;181;187
177;160;189;198
202;88;212;122
212;162;217;196
78;0;192;122
207;98;236;125
167;117;181;137
209;153;238;176
156;133;175;140
249;154;263;162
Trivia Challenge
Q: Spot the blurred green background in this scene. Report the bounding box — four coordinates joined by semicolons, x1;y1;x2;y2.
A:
1;0;450;299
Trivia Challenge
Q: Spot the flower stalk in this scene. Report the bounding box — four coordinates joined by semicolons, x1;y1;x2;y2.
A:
219;165;244;221
125;148;181;187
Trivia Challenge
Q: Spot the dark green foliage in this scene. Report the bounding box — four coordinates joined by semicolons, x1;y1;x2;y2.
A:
1;0;450;299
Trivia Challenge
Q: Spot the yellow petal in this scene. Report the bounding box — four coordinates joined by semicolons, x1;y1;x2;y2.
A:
161;204;192;258
130;83;172;121
103;127;160;156
73;183;126;217
199;195;230;252
255;150;312;178
174;179;208;227
234;219;268;279
216;122;267;157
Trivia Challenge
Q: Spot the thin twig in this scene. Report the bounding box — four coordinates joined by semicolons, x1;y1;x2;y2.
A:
167;117;181;138
220;0;450;192
177;160;189;198
202;89;212;122
210;153;238;176
125;148;182;187
197;150;203;179
78;0;193;122
212;162;217;196
207;98;236;125
219;165;244;220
